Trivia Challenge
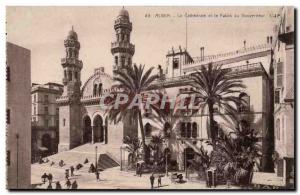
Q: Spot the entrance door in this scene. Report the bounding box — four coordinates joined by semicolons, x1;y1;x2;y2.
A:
93;115;104;143
83;116;92;143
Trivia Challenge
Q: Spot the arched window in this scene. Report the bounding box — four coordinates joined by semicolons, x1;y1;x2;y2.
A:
98;83;103;95
187;123;191;138
128;57;131;66
276;118;280;140
239;93;250;112
93;84;97;96
74;71;78;80
68;70;72;81
181;123;186;138
121;56;125;67
145;123;152;137
192;122;197;138
115;56;118;66
64;70;67;78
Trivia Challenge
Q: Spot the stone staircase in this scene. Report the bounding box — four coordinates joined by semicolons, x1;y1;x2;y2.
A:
42;143;120;170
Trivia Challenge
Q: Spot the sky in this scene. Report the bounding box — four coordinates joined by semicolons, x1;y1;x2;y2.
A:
6;6;281;84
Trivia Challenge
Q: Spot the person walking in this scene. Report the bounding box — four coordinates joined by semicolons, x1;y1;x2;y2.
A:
158;175;162;187
71;180;78;189
47;183;52;189
55;181;62;189
150;174;155;189
65;178;71;189
41;173;48;184
70;166;75;177
95;171;100;181
48;173;53;184
65;169;69;179
139;165;143;177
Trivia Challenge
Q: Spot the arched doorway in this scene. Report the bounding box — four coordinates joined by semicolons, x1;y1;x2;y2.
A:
83;116;92;143
41;133;52;154
93;115;104;143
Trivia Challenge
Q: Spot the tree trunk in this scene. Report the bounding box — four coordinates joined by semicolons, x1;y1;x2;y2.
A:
208;103;215;143
138;110;146;161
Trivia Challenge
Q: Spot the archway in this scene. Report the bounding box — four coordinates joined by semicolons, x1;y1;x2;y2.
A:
41;133;52;154
83;116;92;143
93;115;104;143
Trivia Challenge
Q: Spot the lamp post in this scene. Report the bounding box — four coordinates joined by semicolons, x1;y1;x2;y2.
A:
95;146;98;171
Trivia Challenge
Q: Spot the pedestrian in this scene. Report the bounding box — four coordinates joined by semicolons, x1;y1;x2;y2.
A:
139;165;143;177
95;171;100;181
47;183;52;189
136;164;140;176
55;181;62;189
158;175;162;187
41;173;48;184
70;166;75;176
71;180;78;189
48;173;53;184
84;158;89;164
65;179;71;189
150;173;155;189
65;169;69;179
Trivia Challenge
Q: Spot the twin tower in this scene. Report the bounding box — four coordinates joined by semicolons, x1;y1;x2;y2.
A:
57;8;135;151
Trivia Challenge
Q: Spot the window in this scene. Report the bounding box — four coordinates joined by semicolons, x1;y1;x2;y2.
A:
56;108;59;115
186;123;191;138
6;66;10;82
98;83;103;95
64;70;67;78
275;90;280;104
239;93;250;112
74;71;78;80
44;106;48;114
115;56;118;66
6;109;10;124
63;118;66;126
45;118;49;127
276;118;280;140
128;57;131;66
276;62;283;88
173;58;179;69
34;106;36;115
6;150;10;166
93;84;97;96
68;70;72;81
33;94;36;102
121;56;125;67
44;95;49;103
192;122;197;138
181;123;186;137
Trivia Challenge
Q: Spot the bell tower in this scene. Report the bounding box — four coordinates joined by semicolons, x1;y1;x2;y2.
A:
57;27;83;152
111;7;135;74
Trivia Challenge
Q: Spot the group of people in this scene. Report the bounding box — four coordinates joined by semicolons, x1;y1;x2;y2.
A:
150;174;163;189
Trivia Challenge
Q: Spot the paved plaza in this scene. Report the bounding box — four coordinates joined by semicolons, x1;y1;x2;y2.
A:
31;163;241;190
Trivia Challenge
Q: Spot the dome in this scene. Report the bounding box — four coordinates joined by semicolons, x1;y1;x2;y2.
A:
67;27;78;40
118;7;129;19
81;68;114;98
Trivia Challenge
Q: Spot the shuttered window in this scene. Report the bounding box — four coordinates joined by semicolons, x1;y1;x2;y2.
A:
276;62;283;88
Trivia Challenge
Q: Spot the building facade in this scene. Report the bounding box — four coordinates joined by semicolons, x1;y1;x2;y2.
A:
271;7;294;188
6;42;31;189
31;82;63;162
56;8;274;172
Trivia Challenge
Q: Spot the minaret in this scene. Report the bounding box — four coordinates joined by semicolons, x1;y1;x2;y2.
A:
61;26;83;100
58;27;83;152
111;7;135;74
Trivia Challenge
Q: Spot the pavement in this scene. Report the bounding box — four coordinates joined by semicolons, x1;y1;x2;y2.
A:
31;163;241;190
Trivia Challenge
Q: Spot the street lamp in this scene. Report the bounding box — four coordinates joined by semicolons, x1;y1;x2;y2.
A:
95;146;98;171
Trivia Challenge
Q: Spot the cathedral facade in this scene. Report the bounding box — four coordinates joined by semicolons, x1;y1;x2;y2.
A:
57;8;273;171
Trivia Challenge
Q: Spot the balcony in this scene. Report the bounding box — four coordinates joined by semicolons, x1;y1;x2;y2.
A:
61;58;83;69
111;42;135;55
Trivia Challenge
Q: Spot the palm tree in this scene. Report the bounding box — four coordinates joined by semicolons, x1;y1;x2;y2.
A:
107;64;159;160
189;63;245;143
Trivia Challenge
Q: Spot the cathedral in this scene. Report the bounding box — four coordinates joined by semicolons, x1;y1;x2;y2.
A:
57;7;273;171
